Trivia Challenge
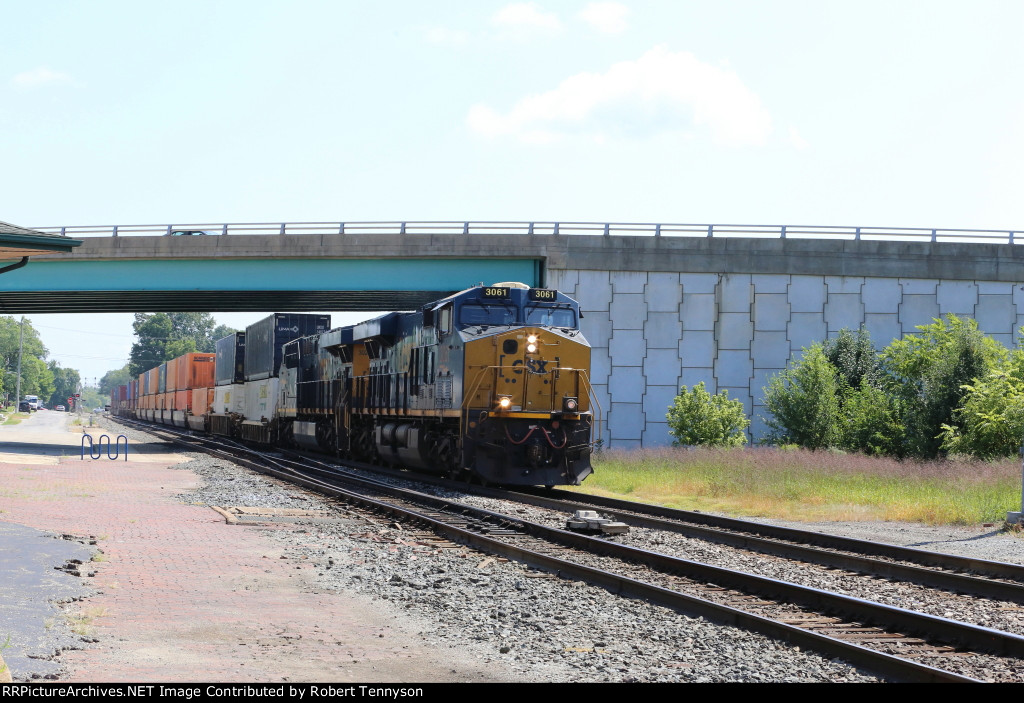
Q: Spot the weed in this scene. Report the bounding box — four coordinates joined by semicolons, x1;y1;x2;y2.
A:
572;446;1021;525
67;607;108;636
0;634;9;676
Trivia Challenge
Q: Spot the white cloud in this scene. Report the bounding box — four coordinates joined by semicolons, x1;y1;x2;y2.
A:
467;46;773;147
578;2;630;34
12;67;72;88
492;2;561;31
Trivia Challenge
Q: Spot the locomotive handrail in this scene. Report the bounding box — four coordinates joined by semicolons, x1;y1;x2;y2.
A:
574;369;603;449
31;220;1023;245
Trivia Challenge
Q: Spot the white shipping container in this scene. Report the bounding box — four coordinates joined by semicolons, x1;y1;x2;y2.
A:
213;384;246;415
244;377;279;422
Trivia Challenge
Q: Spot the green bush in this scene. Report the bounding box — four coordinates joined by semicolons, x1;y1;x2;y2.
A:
666;382;749;447
940;359;1024;458
882;315;1004;458
760;317;1024;460
839;380;907;457
823;327;882;391
762;344;841;450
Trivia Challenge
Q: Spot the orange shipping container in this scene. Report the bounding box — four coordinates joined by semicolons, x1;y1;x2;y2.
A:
166;358;180;392
146;368;160;396
173;389;192;412
175;353;216;390
192;387;214;416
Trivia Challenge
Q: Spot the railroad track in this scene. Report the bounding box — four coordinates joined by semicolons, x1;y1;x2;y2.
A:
109;417;1024;682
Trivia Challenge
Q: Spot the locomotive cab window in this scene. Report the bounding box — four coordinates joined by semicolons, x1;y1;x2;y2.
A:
459;303;517;328
524;305;576;329
438;305;453;336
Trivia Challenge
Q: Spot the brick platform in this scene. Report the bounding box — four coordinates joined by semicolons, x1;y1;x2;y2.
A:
0;450;506;682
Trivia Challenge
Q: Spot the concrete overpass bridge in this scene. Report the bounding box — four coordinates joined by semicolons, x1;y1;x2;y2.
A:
5;220;1024;446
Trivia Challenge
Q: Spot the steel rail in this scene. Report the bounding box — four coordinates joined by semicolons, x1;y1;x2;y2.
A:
259;451;1024;603
117;416;1024;603
111;419;1005;682
449;486;1024;603
520;486;1024;582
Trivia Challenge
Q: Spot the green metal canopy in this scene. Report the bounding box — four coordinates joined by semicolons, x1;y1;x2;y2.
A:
0;220;83;276
0;220;82;257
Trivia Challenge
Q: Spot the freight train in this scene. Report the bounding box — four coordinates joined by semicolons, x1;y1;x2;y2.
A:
110;283;597;487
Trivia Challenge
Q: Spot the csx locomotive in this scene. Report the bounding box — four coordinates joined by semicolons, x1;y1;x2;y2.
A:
113;283;597;487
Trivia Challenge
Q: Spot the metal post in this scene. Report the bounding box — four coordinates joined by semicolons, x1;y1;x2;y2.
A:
1009;440;1024;525
14;317;23;413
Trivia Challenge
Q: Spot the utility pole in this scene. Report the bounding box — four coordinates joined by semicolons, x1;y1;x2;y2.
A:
14;316;24;412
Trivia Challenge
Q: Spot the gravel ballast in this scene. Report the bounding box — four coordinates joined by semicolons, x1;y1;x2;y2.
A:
172;451;878;682
91;419;1024;681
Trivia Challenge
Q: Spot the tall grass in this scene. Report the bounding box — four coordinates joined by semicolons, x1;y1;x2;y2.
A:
575;446;1021;525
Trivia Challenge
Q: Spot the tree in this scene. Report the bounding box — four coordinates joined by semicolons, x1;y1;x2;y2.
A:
666;382;749;447
20;356;54;401
839;380;907;457
128;313;231;376
762;344;841;449
47;362;80;409
0;317;48;404
823;327;882;391
881;315;1004;458
99;365;133;395
940;349;1024;459
210;324;236;347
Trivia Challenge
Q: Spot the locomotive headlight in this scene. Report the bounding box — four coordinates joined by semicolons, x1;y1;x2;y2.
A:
497;395;512;410
526;343;538;353
527;335;538;344
562;397;579;413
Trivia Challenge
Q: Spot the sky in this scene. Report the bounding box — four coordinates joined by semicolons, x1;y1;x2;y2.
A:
2;1;1024;383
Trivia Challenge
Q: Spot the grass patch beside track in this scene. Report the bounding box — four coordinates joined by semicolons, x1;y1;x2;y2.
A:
575;446;1020;525
2;412;30;425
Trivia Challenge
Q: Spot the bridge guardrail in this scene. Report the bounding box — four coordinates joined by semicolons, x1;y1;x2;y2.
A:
30;221;1022;245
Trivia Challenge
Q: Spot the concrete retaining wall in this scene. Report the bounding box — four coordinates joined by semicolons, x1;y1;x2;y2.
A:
549;269;1024;448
